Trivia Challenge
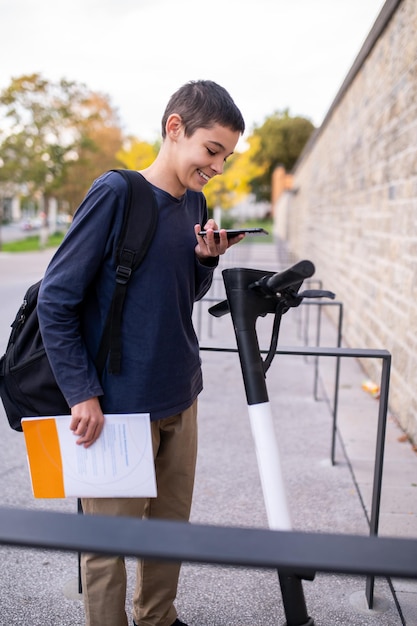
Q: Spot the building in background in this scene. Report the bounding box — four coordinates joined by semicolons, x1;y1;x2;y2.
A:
273;0;417;442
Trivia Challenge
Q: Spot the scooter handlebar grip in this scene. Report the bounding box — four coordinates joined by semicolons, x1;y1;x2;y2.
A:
266;260;315;293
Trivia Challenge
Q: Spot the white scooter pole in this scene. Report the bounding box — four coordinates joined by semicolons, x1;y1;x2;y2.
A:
248;402;291;531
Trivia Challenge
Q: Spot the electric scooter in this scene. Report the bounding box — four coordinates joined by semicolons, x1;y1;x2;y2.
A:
210;260;335;626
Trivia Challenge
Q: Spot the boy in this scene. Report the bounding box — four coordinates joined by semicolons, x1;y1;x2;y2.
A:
37;80;245;626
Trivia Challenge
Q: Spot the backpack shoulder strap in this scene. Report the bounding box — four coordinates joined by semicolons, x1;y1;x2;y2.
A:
95;169;158;375
113;169;159;276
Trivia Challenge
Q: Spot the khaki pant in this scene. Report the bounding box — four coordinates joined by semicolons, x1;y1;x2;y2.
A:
81;401;198;626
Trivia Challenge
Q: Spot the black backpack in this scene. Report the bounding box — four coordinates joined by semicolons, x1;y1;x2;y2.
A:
0;169;158;431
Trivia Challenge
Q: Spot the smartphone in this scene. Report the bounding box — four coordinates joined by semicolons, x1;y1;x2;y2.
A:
198;228;269;240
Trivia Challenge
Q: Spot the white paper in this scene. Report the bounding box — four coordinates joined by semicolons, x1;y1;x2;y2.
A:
55;413;157;497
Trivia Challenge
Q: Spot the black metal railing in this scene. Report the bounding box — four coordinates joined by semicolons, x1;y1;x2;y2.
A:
0;506;416;580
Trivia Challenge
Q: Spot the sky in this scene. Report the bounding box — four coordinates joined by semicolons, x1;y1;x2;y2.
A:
1;0;386;144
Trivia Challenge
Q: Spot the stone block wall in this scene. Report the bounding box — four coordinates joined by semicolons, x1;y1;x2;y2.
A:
275;0;417;441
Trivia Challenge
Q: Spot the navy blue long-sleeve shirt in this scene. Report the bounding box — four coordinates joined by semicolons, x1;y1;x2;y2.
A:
37;171;217;420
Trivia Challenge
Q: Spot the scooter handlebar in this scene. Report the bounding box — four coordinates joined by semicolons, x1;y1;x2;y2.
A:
264;260;315;294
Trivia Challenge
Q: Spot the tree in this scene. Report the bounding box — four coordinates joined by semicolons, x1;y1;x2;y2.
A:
0;74;77;194
54;92;124;211
116;137;159;172
0;73;124;214
250;110;315;201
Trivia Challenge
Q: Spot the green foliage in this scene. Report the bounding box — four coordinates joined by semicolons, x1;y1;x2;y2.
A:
0;73;124;213
1;231;65;252
0;74;82;191
250;110;315;201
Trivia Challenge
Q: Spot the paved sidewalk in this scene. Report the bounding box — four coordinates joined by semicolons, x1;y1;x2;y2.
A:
0;242;416;625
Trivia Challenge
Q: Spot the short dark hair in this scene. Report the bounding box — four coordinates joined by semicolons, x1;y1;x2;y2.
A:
161;80;245;139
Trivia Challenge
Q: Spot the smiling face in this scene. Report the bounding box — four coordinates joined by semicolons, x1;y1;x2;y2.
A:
168;117;241;195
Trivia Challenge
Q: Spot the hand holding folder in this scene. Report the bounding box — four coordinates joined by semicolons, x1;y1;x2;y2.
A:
22;413;157;499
